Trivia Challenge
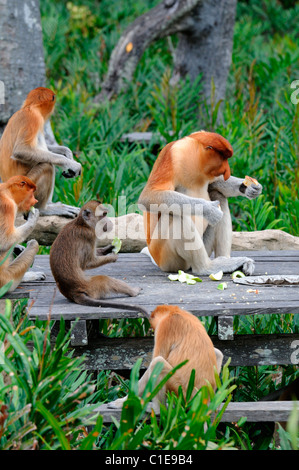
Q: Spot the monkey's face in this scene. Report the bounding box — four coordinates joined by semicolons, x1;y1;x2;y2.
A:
202;149;231;181
82;201;113;233
95;205;113;233
9;177;38;212
17;187;38;212
191;131;233;182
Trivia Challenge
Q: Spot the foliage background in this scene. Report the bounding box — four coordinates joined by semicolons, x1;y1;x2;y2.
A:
40;0;299;235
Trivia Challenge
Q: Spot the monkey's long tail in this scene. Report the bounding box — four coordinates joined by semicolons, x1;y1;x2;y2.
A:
76;293;151;320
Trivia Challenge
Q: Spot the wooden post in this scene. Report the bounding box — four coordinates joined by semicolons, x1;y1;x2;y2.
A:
70;320;88;347
217;315;234;340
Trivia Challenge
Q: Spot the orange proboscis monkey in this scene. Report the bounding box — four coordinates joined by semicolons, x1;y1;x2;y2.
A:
108;305;223;412
138;131;262;275
0;87;81;218
0;175;45;292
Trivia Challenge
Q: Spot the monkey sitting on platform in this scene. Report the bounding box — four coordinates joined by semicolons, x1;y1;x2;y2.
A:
50;200;150;317
139;130;262;276
0;87;82;218
0;175;46;292
108;305;223;413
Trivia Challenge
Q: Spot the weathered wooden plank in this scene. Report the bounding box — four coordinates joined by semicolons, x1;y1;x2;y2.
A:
24;251;299;321
11;250;299;283
71;333;299;369
219;401;299;423
3;252;297;330
95;401;299;423
27;279;299;320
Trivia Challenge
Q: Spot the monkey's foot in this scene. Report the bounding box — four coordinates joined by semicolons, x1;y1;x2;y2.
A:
39;202;80;219
129;286;142;296
241;258;255;276
192;256;255;276
22;271;46;282
107;397;160;414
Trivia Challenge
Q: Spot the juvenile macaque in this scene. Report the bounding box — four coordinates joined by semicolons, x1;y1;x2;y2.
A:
50;200;150;317
0;175;45;292
108;305;223;412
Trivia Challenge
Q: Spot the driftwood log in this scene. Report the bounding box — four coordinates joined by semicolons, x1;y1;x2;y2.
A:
17;212;299;252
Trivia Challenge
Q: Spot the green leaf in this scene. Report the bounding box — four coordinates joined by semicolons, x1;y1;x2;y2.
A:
79;414;103;450
36;401;71;450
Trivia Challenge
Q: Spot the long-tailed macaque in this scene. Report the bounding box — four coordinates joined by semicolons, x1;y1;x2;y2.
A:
0;175;46;292
0;87;81;218
138;131;262;275
108;305;223;412
50;200;150;317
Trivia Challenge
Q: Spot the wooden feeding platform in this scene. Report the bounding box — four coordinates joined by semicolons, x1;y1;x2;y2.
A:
4;249;299;424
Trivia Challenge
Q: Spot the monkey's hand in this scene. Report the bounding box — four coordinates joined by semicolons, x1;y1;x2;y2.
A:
201;200;223;226
62;160;82;179
104;253;118;263
13;245;26;256
60;146;73;160
27;208;40;227
23;270;46;282
244;182;263;200
97;244;114;256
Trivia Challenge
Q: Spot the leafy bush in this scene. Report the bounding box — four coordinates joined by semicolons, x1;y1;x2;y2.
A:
0;301;238;450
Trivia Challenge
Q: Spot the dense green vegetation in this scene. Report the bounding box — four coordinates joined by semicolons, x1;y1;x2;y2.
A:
41;0;299;235
1;0;298;450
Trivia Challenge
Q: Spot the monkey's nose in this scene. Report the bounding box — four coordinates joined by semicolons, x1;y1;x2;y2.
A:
103;223;108;232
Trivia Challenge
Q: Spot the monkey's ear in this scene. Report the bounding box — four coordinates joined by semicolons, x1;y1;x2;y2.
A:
82;209;91;221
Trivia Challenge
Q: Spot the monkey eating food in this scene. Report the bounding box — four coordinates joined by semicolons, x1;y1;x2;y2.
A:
0;175;46;292
139;130;262;276
50;200;150;317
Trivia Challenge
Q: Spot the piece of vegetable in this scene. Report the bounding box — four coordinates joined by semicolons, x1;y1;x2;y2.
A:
217;282;228;290
112;237;122;253
168;270;202;285
209;270;223;281
30;206;35;213
231;270;245;279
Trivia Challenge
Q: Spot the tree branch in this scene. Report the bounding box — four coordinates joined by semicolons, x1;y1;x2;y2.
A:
94;0;202;102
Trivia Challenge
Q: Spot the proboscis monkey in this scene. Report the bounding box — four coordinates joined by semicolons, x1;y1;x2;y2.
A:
0;176;46;292
138;131;262;275
0;87;82;218
108;305;223;412
50;200;150;317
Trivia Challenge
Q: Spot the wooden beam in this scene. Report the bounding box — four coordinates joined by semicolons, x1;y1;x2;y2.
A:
94;400;299;424
72;333;299;369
